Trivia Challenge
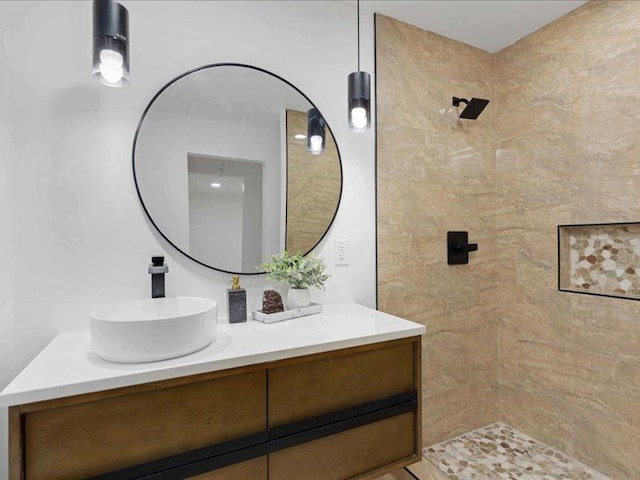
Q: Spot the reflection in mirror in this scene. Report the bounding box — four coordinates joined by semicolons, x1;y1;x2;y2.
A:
286;110;341;255
187;155;263;272
133;64;342;274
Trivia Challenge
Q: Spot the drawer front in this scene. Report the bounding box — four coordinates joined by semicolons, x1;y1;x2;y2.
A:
269;340;415;427
24;371;266;480
269;412;416;480
189;456;267;480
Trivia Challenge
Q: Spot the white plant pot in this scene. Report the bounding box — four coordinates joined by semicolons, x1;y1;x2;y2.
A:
287;288;311;309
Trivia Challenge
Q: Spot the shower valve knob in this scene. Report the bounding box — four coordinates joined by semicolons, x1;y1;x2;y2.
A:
454;242;478;253
447;231;478;265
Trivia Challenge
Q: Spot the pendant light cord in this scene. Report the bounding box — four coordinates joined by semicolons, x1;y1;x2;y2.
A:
357;0;361;71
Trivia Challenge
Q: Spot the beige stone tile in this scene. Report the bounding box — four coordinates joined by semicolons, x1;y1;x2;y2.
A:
378;4;640;474
571;296;640;361
573;405;640;480
516;340;575;396
424;321;497;396
499;284;572;347
497;324;518;385
499;383;573;455
516;232;558;290
422;383;497;447
572;349;640;429
376;15;493;85
285;109;341;255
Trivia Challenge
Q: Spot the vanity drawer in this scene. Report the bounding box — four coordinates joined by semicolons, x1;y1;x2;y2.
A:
189;456;267;480
22;370;266;480
269;412;416;480
268;339;416;427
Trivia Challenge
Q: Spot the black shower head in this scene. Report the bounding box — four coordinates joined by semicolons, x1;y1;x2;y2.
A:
452;97;490;119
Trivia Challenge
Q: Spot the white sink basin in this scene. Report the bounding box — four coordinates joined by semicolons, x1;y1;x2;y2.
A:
90;297;217;363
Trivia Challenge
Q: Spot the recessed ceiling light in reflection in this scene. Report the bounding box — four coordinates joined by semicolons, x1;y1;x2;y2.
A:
294;134;306;139
210;183;221;188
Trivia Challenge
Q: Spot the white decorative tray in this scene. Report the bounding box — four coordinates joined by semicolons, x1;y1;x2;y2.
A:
252;303;323;324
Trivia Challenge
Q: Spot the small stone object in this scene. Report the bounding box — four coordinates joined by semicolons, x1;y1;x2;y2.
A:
262;290;284;314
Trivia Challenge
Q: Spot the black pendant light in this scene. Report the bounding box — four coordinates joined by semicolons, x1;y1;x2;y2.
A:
347;0;371;132
307;108;326;155
92;0;130;87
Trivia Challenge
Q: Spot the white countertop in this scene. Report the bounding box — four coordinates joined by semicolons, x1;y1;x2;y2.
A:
0;303;425;407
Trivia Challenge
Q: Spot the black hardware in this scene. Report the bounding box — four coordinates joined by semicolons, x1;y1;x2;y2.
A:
307;108;326;154
93;0;129;41
149;256;168;298
452;96;490;119
447;231;478;265
270;390;416;440
270;399;417;453
132;63;344;275
88;432;270;480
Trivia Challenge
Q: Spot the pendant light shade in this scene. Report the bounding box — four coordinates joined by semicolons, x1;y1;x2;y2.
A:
347;0;371;132
307;108;326;155
348;71;371;132
92;0;130;87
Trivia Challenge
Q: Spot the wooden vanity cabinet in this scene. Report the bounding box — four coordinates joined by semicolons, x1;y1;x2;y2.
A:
9;337;421;480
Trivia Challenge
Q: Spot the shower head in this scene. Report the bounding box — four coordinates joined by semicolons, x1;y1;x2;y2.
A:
452;97;490;119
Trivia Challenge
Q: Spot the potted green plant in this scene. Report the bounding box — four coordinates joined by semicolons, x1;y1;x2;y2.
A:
258;251;330;309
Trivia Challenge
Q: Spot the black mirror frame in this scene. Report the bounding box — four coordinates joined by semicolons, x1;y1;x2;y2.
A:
132;63;344;275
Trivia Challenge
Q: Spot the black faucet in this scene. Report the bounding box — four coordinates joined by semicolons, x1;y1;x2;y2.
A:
148;256;168;298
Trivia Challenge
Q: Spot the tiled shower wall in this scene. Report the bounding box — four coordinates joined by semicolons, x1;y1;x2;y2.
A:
495;2;640;478
377;2;640;478
376;14;499;447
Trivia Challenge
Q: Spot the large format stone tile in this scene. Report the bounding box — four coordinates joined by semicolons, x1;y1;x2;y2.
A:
424;321;497;396
516;340;575;397
378;4;640;477
422;383;497;447
573;405;640;479
572;349;640;429
499;384;573;455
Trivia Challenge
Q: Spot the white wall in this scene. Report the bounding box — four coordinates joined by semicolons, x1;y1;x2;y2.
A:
0;1;376;474
137;109;281;264
189;193;244;272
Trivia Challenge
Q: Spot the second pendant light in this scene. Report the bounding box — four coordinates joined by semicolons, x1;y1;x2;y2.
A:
347;0;371;132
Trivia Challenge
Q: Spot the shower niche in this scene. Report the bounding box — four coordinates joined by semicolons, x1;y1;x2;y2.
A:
558;222;640;300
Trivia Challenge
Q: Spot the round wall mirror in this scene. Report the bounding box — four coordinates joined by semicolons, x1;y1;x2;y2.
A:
133;64;343;274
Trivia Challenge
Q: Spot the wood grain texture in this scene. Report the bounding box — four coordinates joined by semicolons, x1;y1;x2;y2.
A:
189;456;267;480
413;339;423;456
406;458;451;480
9;406;23;480
269;412;416;480
20;362;264;414
268;340;415;427
23;371;266;480
285;109;341;254
21;340;415;414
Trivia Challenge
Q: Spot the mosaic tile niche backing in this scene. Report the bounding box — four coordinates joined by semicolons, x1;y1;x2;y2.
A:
558;223;640;300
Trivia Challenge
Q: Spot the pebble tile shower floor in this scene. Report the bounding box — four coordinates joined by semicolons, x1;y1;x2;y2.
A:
423;423;610;480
